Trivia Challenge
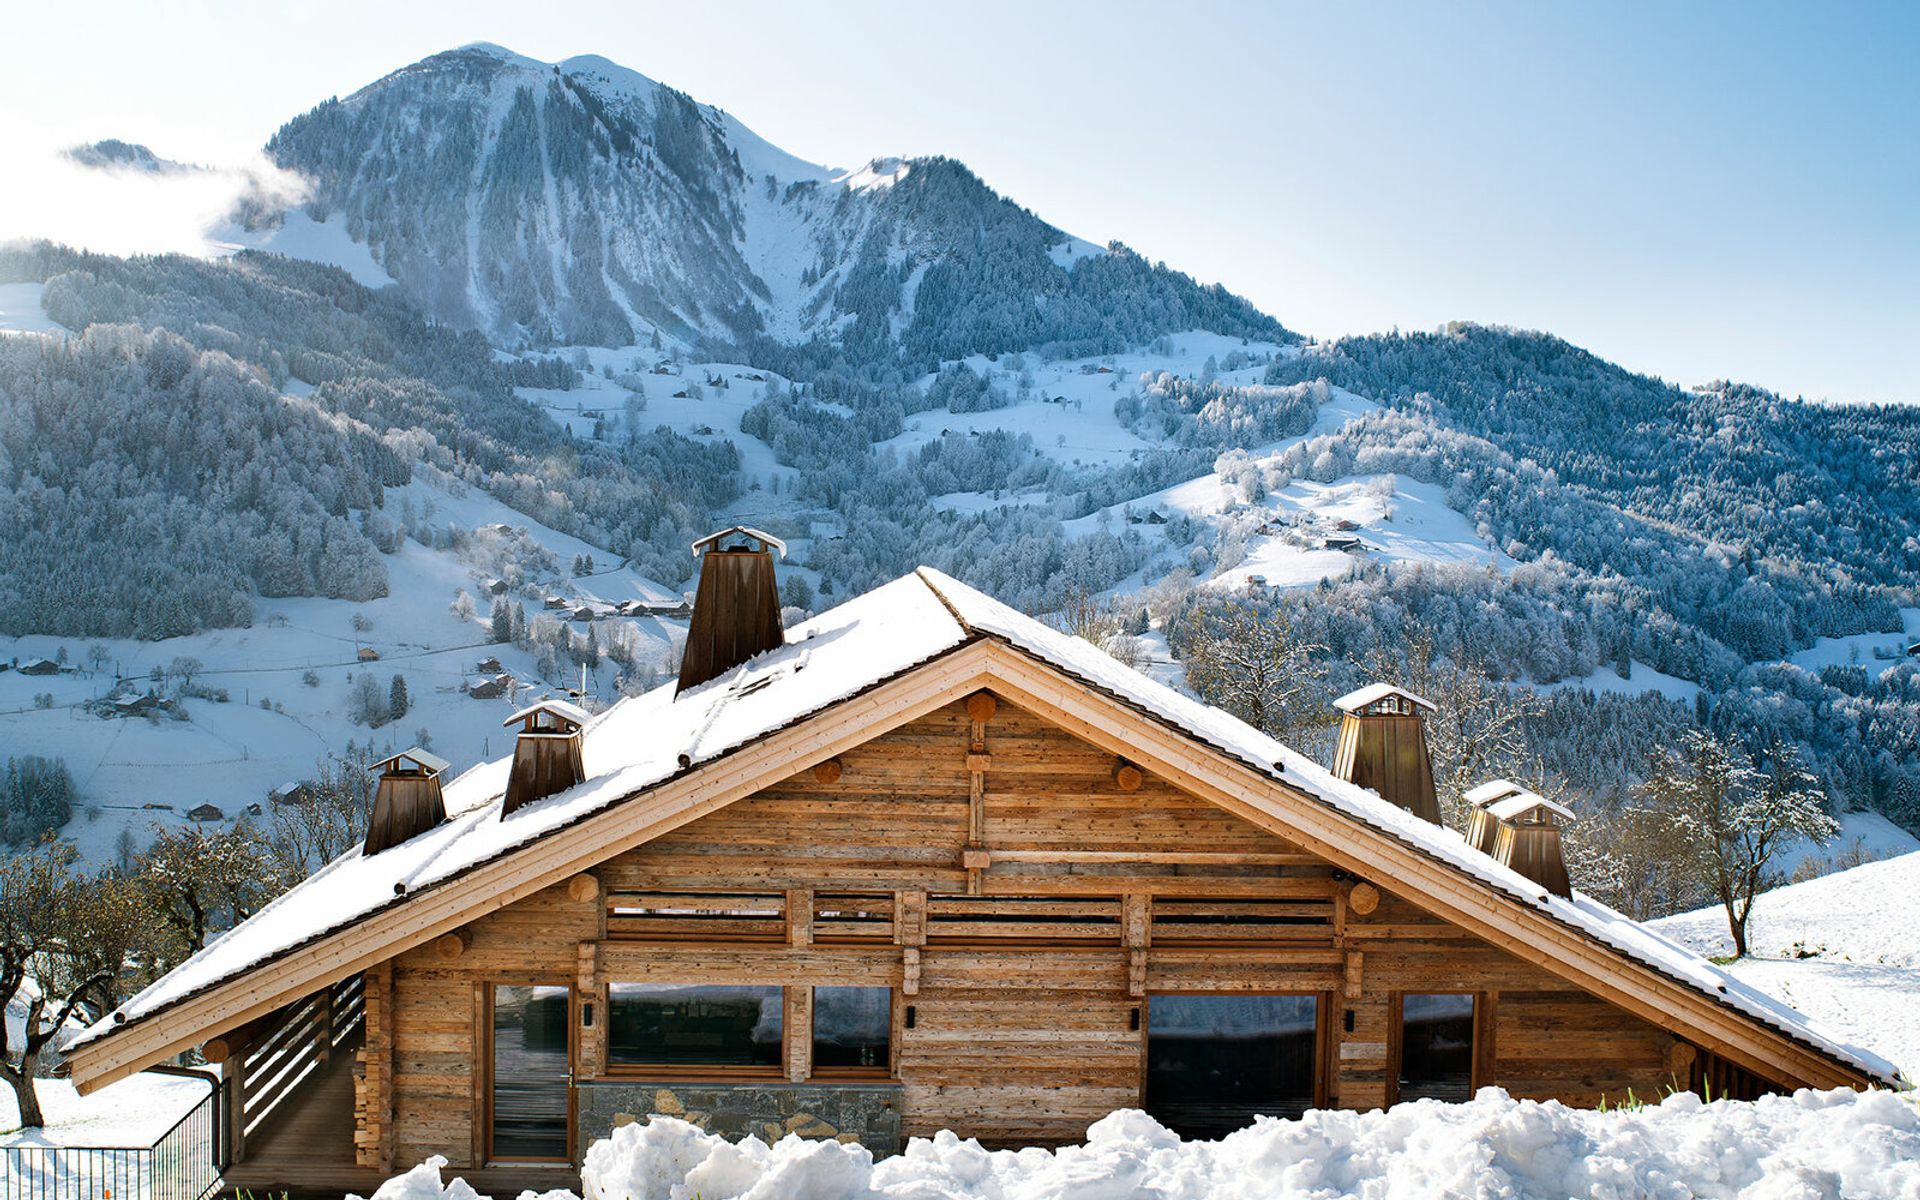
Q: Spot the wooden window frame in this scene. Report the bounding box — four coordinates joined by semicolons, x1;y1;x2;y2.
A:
600;981;789;1082
808;985;897;1082
1142;989;1332;1115
481;978;578;1167
1387;991;1491;1107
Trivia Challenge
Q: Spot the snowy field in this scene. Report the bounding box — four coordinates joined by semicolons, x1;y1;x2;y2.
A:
0;468;685;868
0;1074;210;1146
1653;850;1920;1078
363;1091;1920;1200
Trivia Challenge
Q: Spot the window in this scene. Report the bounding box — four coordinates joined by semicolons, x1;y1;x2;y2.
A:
607;983;783;1073
812;987;891;1075
489;985;571;1162
1397;993;1476;1103
1146;994;1322;1138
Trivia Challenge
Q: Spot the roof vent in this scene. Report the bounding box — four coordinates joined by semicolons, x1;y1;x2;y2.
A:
1330;684;1440;824
1463;778;1528;853
1488;792;1575;898
502;698;588;816
364;747;452;855
678;526;786;695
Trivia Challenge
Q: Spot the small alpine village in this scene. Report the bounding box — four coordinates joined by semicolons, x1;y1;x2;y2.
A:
5;8;1920;1200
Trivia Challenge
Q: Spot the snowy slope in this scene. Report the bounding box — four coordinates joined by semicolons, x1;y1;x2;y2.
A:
0;467;685;869
1652;851;1920;1076
261;44;1286;351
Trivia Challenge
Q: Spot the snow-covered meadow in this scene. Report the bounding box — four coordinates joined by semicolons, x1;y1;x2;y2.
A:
363;1089;1920;1200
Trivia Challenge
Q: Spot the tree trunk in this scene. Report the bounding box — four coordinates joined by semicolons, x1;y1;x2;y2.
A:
1722;898;1748;958
5;1057;45;1129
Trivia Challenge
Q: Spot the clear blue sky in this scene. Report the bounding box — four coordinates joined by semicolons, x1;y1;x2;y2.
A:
6;0;1915;403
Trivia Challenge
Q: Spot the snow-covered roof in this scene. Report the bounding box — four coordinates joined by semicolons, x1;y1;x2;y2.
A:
71;569;1902;1087
1487;793;1576;823
368;748;451;777
1332;683;1436;713
690;525;786;558
504;698;590;728
1464;779;1528;807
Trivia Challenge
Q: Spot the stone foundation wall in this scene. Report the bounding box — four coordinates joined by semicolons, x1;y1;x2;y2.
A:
576;1081;905;1156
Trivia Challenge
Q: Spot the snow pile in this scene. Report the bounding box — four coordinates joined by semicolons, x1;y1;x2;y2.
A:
358;1089;1920;1200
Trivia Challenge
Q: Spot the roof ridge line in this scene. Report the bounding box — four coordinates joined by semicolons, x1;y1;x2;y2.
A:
913;566;974;637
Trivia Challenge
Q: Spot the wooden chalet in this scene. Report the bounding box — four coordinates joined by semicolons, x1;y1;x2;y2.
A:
64;541;1900;1194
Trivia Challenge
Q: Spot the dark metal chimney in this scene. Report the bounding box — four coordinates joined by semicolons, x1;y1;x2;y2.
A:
1330;683;1441;824
502;698;588;815
364;747;452;854
677;526;787;694
1463;778;1528;853
1488;792;1575;898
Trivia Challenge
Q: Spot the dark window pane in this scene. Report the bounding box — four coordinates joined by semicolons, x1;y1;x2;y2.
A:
813;987;890;1072
491;985;569;1161
608;983;783;1069
1147;994;1319;1138
1399;993;1475;1102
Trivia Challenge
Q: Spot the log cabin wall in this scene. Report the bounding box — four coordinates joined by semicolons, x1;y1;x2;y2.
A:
364;696;1693;1165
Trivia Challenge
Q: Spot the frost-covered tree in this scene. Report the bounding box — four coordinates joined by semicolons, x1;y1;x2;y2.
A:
1641;732;1837;956
1176;600;1328;744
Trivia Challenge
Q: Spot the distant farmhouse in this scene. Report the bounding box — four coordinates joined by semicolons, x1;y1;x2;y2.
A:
66;528;1899;1194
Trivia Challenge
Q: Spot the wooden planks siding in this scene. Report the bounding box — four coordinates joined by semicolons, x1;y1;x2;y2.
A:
365;696;1695;1164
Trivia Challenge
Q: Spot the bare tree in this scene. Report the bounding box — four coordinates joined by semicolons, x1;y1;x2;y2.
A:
263;753;375;877
1641;732;1837;956
0;848;111;1128
136;823;274;967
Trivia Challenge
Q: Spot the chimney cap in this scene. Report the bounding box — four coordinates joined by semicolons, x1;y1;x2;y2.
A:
1464;778;1529;808
690;526;786;560
1333;683;1436;714
1488;792;1575;823
368;747;451;777
504;697;591;730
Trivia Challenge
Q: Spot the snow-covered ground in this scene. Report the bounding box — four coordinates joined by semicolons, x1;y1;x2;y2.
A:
0;1073;211;1145
1653;850;1920;1077
1532;659;1703;704
1783;609;1920;674
0;283;62;335
363;1091;1920;1200
0;469;684;868
220;210;397;289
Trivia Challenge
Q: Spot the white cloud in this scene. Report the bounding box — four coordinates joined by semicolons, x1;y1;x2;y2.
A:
0;137;310;259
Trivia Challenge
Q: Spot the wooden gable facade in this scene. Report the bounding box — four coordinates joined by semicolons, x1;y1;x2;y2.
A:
68;637;1889;1195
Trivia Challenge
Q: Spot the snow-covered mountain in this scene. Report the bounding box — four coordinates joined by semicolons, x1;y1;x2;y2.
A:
265;44;1285;354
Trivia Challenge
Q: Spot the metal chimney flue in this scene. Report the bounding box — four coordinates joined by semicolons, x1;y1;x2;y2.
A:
678;526;787;694
502;698;589;815
365;747;452;854
1463;778;1529;853
1488;792;1575;898
1330;683;1441;824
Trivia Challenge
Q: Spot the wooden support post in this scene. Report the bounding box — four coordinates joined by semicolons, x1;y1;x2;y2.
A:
354;961;395;1172
226;1050;247;1164
577;941;605;1081
1343;950;1365;1000
965;698;993;895
1123;894;1149;997
898;889;926;997
785;985;812;1083
787;889;813;947
902;947;922;997
315;984;334;1066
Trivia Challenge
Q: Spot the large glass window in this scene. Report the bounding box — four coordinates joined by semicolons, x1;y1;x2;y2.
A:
490;985;570;1161
607;983;783;1071
1146;994;1320;1138
812;987;891;1074
1398;993;1475;1102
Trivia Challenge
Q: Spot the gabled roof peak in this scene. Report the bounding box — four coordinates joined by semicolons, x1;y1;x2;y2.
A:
1464;778;1529;807
1333;682;1436;714
368;747;450;776
1488;792;1576;823
690;526;786;559
504;697;590;729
